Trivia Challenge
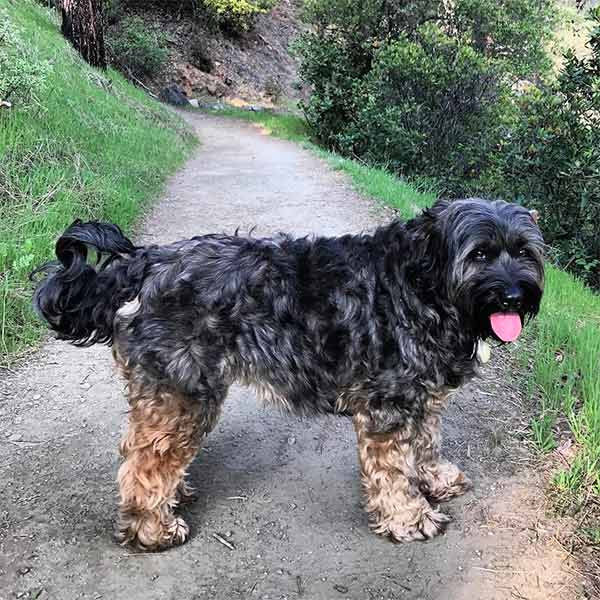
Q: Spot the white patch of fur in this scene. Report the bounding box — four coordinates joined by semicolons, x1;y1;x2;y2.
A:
476;340;491;363
117;297;141;319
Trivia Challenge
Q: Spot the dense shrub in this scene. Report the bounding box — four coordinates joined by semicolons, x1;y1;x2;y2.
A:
296;0;554;193
448;0;554;79
103;0;124;25
103;0;201;21
106;15;168;78
201;0;276;33
0;9;51;107
296;0;441;147
332;25;512;192
498;10;600;288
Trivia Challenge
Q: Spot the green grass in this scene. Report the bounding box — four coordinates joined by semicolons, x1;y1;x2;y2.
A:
311;150;437;219
215;107;310;142
214;105;600;514
0;1;196;362
528;266;600;497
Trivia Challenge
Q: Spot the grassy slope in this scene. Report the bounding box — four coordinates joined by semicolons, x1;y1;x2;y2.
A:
529;267;600;496
214;107;600;525
0;1;196;362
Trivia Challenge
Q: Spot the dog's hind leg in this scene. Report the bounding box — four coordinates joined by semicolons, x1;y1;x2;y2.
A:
353;413;450;542
116;374;224;551
415;405;471;502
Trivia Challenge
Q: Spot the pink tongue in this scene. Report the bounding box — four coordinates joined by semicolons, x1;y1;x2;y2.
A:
490;313;522;342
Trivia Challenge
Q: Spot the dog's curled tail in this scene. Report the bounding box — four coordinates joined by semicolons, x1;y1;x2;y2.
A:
32;220;143;346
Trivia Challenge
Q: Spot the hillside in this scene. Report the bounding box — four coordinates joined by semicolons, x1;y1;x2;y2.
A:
0;1;196;360
105;0;304;106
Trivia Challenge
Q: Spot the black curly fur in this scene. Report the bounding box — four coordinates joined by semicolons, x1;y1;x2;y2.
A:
32;198;544;433
32;220;142;346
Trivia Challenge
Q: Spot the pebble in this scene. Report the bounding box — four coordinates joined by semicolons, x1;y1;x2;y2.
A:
287;436;296;445
32;394;41;401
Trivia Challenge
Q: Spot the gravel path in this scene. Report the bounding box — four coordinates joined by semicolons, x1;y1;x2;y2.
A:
0;112;582;600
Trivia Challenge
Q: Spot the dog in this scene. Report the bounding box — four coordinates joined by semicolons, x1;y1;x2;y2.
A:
32;198;544;551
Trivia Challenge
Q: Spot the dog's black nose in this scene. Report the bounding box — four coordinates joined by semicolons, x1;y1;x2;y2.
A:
501;287;523;310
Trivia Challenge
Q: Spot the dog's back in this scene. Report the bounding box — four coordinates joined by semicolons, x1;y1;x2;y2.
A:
32;224;382;404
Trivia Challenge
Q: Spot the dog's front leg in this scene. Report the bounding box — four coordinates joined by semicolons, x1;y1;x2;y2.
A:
353;413;450;542
415;408;471;502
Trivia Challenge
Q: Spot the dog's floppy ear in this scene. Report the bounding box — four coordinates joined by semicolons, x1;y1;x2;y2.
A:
405;199;451;291
423;199;452;222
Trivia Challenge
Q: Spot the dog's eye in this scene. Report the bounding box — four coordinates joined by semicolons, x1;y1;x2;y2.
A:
518;247;529;258
473;249;488;261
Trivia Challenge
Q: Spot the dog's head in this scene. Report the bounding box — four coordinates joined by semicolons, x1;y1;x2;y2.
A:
412;198;545;342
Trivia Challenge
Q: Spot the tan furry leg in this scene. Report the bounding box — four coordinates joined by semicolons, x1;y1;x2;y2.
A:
415;407;471;502
354;413;450;542
116;377;221;551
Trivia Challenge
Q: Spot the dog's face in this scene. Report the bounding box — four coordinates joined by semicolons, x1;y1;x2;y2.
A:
429;198;545;342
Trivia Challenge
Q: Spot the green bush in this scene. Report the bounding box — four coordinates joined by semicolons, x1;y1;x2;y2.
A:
201;0;276;33
498;10;600;288
335;25;512;192
103;0;124;25
106;16;168;78
296;0;554;194
450;0;554;79
0;9;51;107
296;0;439;148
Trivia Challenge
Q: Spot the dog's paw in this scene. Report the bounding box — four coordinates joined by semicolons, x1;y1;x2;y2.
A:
117;512;190;552
420;461;471;502
385;508;450;542
430;471;471;502
163;515;190;547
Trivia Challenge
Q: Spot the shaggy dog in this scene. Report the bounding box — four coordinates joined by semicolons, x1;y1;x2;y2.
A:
32;198;544;551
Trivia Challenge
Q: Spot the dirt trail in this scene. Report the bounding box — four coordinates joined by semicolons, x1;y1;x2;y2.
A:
0;113;582;600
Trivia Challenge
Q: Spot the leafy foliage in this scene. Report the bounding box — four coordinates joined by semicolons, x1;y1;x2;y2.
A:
1;0;195;359
448;0;554;79
336;25;512;192
0;9;51;107
296;0;554;194
201;0;276;33
498;8;600;287
106;15;168;78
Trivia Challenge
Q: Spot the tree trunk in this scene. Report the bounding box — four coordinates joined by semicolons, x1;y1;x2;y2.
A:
60;0;106;69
